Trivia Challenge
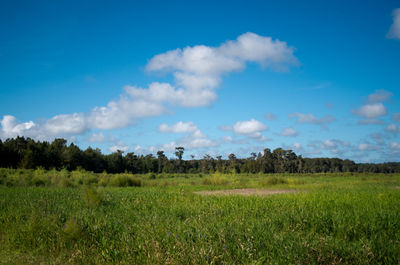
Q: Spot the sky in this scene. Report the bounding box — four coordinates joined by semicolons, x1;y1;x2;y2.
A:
1;0;400;162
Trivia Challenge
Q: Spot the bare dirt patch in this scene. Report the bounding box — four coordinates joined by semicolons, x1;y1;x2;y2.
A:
194;188;297;196
396;186;400;190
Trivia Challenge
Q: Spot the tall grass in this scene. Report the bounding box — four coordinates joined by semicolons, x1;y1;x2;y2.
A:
0;173;400;264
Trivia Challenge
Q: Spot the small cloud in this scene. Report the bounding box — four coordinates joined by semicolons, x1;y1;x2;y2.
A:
390;142;400;151
358;118;384;125
109;142;129;153
387;8;400;39
232;118;268;141
289;113;335;125
352;103;387;119
393;113;400;122
366;89;393;104
219;125;233;131
280;127;298;137
385;124;400;134
264;113;276;121
159;121;198;133
88;132;105;143
358;143;370;151
353;90;392;124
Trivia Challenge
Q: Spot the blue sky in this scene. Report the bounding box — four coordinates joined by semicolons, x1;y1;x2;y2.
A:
1;0;400;162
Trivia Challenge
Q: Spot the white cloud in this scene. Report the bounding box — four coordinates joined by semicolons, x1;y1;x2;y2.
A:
233;119;267;135
159;121;198;133
0;114;86;141
109;142;129;153
292;142;303;152
280;127;298;137
323;140;337;149
1;32;298;140
358;143;370;151
148;121;219;152
387;8;400;39
367;89;393;103
308;139;351;155
289;113;335;125
390;142;400;151
385;124;400;134
87;87;167;130
0;115;36;139
146;32;298;107
231;118;268;141
353;103;387;119
43;113;86;135
353;91;392;124
88;133;105;143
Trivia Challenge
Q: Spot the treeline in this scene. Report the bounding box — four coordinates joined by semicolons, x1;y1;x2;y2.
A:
0;137;399;174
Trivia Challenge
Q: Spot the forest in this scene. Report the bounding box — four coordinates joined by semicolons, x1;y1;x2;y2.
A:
0;136;399;174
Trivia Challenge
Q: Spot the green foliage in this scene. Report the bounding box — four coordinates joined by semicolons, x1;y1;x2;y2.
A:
261;176;289;186
82;185;103;207
110;174;141;187
62;217;84;243
202;173;230;185
2;136;400;175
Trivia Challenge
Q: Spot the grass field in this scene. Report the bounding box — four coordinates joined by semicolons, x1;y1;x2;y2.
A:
0;170;400;264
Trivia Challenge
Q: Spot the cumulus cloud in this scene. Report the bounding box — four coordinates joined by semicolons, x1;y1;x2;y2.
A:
159;121;198;133
151;121;218;152
0;115;36;139
387;8;400;39
146;32;298;107
44;113;86;135
1;32;298;141
353;102;387;120
289;113;335;125
231;118;268;141
280;127;298;137
352;90;391;124
0;114;87;141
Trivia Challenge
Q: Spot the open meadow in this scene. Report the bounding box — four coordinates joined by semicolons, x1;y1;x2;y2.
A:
0;169;400;264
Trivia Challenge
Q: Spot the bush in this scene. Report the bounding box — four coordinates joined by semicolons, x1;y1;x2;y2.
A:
111;174;141;187
202;174;230;186
262;176;288;186
63;217;84;243
82;186;103;207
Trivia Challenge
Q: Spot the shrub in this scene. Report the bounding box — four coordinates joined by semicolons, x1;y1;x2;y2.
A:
111;174;141;187
202;174;230;186
262;176;288;186
82;186;103;207
63;217;84;243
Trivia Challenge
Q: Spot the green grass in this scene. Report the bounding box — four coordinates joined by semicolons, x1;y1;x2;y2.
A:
0;170;400;264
